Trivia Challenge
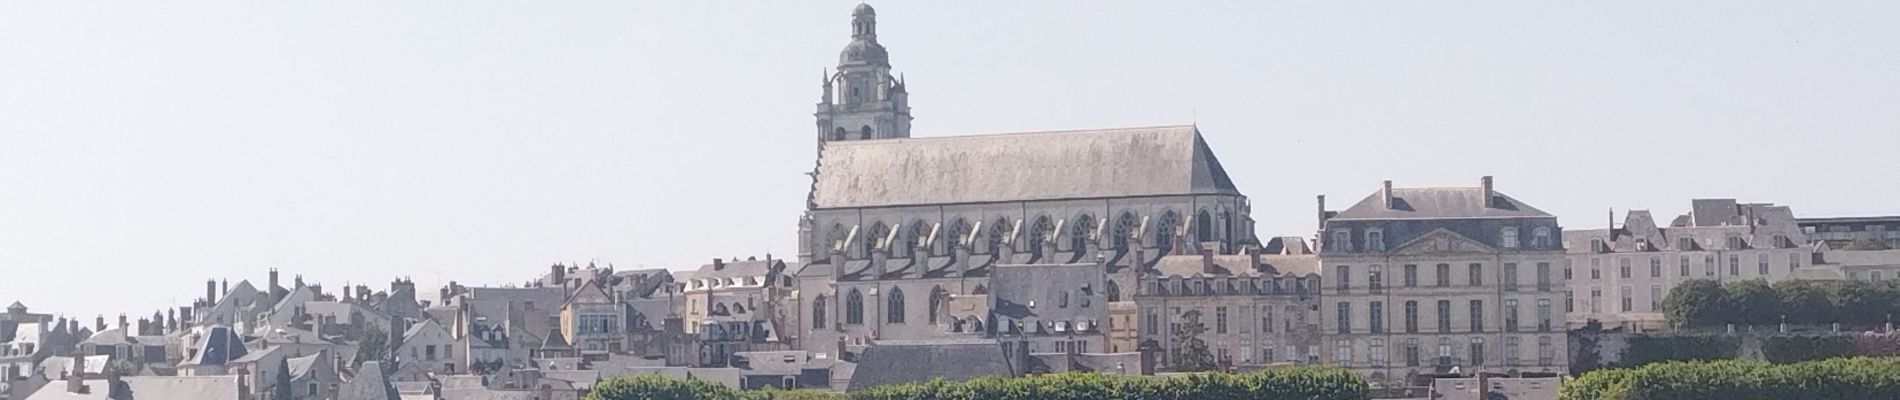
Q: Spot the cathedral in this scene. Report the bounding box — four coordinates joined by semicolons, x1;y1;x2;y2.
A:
791;4;1260;358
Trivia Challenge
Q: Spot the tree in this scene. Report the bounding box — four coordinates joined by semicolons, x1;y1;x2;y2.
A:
1168;310;1216;371
352;322;389;369
1663;279;1728;328
1725;279;1781;326
273;360;295;400
1773;280;1837;325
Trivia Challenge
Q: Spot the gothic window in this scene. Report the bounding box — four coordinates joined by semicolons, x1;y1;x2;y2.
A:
888;288;906;324
830;127;846;141
946;219;971;253
1106;280;1121;302
901;221;928;257
1112;213;1138;250
929;286;948;324
714;303;729;316
827;223;848;258
1028;216;1054;255
865;222;889;257
1155;211;1181;249
845;289;864;325
986;217;1011;254
1196;210;1214;243
1069;214;1096;251
733;303;746;314
859;126;873;140
812;295;828;331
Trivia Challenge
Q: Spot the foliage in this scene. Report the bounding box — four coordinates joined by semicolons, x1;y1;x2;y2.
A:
1560;357;1900;400
1167;310;1216;372
590;369;1369;400
1664;279;1900;328
1620;335;1738;366
1761;336;1858;363
1570;320;1605;374
351;322;388;369
1853;331;1900;356
848;369;1369;400
274;360;295;400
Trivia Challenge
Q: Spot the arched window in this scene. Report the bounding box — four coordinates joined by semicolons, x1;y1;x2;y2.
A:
812;295;828;331
733;303;747;314
888;287;906;324
946;219;971;254
1028;216;1054;254
986;217;1011;254
972;284;989;295
845;289;864;325
1106;280;1122;302
1197;210;1214;243
898;221;926;258
929;286;948;324
865;222;890;256
1156;211;1180;249
830;127;847;141
860;126;874;140
714;303;729;316
1112;213;1138;250
826;223;848;258
1070;214;1096;251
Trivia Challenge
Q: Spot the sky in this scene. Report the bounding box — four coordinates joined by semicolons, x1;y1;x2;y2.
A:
2;1;1897;320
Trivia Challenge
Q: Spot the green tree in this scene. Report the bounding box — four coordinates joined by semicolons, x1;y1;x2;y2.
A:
1168;310;1216;371
274;360;295;400
352;322;388;369
1773;280;1836;325
1663;279;1728;328
1725;279;1781;326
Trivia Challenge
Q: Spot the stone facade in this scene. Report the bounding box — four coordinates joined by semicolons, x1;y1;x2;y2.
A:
1563;199;1812;331
1318;177;1568;385
1133;242;1321;370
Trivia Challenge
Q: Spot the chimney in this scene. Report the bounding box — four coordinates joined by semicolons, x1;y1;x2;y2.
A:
1200;248;1217;275
294;274;304;289
1480;176;1495;208
713;258;725;271
66;355;86;394
1381;180;1394;209
117;314;127;333
1248;246;1262;273
95;315;106;332
550;264;565;283
136;318;149;336
1316;195;1328;231
221;279;229;296
269;269;281;292
206;280;219;305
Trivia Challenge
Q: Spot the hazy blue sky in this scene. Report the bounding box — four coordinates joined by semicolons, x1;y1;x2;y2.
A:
3;1;1897;319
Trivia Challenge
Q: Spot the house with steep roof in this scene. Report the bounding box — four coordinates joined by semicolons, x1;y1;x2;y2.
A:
1565;199;1815;331
556;280;621;360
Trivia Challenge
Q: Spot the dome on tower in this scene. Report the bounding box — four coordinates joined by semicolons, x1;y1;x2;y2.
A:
840;39;889;66
853;3;875;16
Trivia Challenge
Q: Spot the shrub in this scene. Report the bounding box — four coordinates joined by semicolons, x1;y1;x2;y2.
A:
1761;336;1857;363
849;369;1368;400
1621;335;1738;365
1560;357;1900;400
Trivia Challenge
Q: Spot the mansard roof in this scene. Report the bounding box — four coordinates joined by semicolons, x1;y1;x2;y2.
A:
1332;187;1551;221
811;125;1239;209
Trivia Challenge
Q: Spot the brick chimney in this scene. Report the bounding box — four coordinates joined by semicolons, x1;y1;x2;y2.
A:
94;316;106;332
1480;176;1495;208
65;355;86;394
117;314;127;333
1316;195;1328;231
712;258;725;271
1200;248;1217;275
1381;180;1395;209
206;280;218;305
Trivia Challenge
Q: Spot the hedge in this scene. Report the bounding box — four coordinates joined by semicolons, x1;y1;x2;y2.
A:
587;369;1369;400
1620;335;1738;365
1664;279;1900;328
1560;357;1900;400
1761;336;1858;364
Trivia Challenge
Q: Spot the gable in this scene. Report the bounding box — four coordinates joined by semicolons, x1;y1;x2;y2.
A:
1391;228;1497;256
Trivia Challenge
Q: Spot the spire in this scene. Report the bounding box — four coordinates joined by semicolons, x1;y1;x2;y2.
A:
852;4;877;39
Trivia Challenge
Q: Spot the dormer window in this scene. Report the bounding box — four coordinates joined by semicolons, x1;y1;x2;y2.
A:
1677;237;1697;251
1501;227;1520;249
1590;239;1607;253
1726;235;1748;250
1634;238;1650;251
1366;230;1386;252
1332;230;1353;253
1531;227;1552;249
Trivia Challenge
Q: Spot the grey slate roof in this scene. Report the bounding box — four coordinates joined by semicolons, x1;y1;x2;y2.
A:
181;325;248;366
811;125;1238;209
1331;187;1552;220
338;361;396;400
847;339;1014;391
24;376;243;400
690;258;786;281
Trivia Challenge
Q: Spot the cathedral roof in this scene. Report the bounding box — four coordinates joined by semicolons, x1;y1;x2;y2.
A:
811;125;1239;209
1331;187;1551;221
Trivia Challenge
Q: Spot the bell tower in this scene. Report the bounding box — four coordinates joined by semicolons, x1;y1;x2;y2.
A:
815;4;911;149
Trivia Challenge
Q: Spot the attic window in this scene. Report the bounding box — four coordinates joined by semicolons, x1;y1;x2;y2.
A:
1531;227;1552;249
1634;238;1650;251
1726;235;1748;250
1501;227;1520;249
1677;238;1696;251
1589;239;1607;253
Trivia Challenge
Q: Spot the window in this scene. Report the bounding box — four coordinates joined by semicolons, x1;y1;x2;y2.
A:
845;289;864;325
1436;264;1452;287
426;345;436;361
1336;302;1352;334
1437;338;1454;366
1590;258;1602;280
1369;338;1387;367
1406;337;1421;365
1620;286;1633;312
1705;256;1716;277
1216;307;1228;334
1539;336;1555;366
888;288;906;324
1564;259;1573;280
1470;337;1486;366
1536;262;1551;291
1619;258;1631;279
1403;301;1419;333
1502;227;1520;249
1468;263;1484;286
1144;308;1157;335
1403;265;1419;287
1469;300;1485;333
1678;237;1697;251
1790;253;1803;271
1758;254;1769;276
1650;285;1663;311
1727;235;1747;250
1650;257;1662;277
1531;227;1552;248
1503;263;1518;291
1261;306;1274;333
1536;299;1552;331
1332;230;1352;253
1590;288;1602;313
1680;255;1691;277
1566;290;1575;313
1368;265;1384;293
1367;230;1386;252
929;286;947;324
1369;302;1384;333
1335;340;1353;365
811;295;829;330
1505;337;1522;365
1504;299;1519;332
1436;300;1452;333
1729;255;1741;276
1335;265;1351;293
